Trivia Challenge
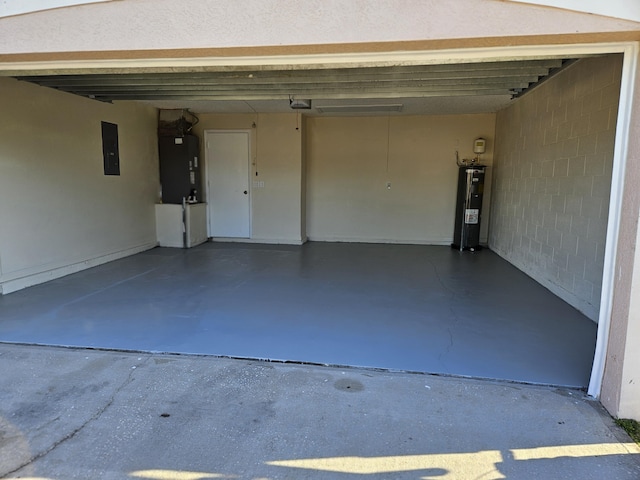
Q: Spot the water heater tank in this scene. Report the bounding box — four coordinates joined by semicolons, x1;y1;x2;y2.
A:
452;166;486;251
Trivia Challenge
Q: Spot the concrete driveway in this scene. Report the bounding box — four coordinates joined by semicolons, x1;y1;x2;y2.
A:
1;343;638;479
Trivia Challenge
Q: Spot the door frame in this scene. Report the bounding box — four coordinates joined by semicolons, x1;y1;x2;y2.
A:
203;129;252;239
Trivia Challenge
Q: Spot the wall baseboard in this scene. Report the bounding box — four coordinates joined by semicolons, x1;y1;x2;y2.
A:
0;242;158;295
210;237;306;246
490;246;599;323
306;235;453;246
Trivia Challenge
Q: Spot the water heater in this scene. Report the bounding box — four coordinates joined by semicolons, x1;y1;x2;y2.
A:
452;166;486;251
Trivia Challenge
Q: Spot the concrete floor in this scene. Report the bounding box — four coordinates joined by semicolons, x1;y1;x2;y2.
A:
0;242;597;387
1;344;639;480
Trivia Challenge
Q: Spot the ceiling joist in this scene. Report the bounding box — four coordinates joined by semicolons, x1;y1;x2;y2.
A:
12;57;582;112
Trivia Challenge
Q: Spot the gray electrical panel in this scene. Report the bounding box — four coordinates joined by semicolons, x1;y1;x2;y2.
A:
158;135;201;204
101;121;120;176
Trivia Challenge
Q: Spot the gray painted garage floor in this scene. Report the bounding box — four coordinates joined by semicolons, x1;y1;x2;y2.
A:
0;242;597;387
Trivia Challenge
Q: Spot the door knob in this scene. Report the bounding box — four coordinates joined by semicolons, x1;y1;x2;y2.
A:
244;190;248;195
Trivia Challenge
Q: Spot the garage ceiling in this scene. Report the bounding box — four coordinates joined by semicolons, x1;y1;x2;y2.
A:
14;57;579;115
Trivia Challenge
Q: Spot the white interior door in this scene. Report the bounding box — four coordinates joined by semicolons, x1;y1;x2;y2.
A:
205;131;251;238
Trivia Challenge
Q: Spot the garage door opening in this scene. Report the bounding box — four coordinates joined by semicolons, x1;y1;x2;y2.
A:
1;41;629;396
0;241;597;387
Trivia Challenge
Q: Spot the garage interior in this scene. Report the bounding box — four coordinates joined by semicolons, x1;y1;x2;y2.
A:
0;52;623;388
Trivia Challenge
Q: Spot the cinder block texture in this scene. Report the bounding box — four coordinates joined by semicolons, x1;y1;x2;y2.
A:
490;55;623;321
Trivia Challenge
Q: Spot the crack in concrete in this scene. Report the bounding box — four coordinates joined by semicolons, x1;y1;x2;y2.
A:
2;356;148;477
438;324;456;368
429;259;461;368
428;259;458;296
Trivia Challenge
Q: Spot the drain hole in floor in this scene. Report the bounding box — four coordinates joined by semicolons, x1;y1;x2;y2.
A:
334;379;364;392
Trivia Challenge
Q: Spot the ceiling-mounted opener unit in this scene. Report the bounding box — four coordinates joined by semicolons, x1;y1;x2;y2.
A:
289;96;312;109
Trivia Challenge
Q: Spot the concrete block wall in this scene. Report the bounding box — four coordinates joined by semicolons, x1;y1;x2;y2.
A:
489;55;623;321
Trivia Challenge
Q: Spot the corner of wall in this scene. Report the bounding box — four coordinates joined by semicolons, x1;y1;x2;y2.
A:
0;77;160;294
489;55;623;323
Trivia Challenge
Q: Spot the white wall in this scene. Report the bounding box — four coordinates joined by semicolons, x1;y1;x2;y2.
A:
489;55;623;321
193;113;496;246
0;77;159;293
192;113;305;245
306;115;495;244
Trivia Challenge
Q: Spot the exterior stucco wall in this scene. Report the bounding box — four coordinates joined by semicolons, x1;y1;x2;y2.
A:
0;0;638;56
601;52;640;420
508;0;640;23
620;221;640;418
0;0;112;18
